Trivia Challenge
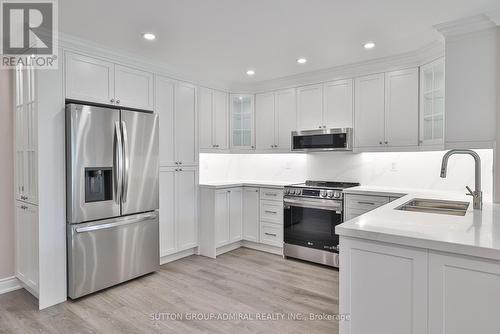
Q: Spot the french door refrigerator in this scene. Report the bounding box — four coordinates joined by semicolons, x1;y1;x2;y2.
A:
66;103;159;299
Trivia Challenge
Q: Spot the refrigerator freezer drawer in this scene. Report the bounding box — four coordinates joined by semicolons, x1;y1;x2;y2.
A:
67;212;159;299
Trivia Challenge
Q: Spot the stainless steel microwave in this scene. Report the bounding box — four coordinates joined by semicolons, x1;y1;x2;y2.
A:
291;128;353;152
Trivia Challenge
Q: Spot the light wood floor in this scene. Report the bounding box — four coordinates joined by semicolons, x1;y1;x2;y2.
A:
0;248;339;334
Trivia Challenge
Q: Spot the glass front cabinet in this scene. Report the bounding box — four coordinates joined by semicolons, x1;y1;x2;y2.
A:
419;58;445;147
230;94;255;149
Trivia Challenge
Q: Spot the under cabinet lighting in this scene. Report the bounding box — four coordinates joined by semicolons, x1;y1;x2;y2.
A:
143;33;156;41
246;70;255;76
363;42;375;49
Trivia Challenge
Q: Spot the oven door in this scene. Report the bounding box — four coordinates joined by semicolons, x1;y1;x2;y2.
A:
284;197;342;252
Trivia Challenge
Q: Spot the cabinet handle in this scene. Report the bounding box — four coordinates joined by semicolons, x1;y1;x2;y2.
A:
357;201;375;205
116;99;121;104
319;126;322;128
379;141;383;145
265;232;277;237
251;146;255;149
265;193;277;196
110;98;115;103
179;168;182;171
179;162;182;165
265;210;277;214
385;141;388;144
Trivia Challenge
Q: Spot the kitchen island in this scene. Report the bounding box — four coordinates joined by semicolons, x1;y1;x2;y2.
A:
336;190;500;334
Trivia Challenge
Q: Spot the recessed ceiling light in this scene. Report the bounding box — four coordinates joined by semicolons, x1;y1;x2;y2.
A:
246;70;255;76
143;33;156;41
297;58;307;64
363;42;375;49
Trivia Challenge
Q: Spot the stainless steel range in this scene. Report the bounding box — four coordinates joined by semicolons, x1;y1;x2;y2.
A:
283;180;360;267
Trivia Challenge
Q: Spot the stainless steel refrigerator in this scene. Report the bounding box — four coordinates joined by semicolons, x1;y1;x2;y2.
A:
66;103;159;299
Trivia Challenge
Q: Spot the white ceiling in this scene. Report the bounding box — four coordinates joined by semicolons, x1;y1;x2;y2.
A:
60;0;498;88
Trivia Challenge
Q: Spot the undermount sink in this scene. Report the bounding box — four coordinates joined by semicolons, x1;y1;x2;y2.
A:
396;198;470;216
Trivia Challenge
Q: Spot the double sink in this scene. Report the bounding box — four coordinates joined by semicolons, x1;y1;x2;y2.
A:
396;198;470;216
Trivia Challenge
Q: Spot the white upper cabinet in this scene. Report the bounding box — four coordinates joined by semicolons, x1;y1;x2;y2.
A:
384;68;419;147
114;65;154;110
354;73;385;148
323;79;353;129
175;82;197;165
155;76;175;166
199;88;229;150
65;52;153;110
256;88;296;151
420;58;445;147
275;88;297;150
65;52;115;105
255;92;276;150
156;77;197;166
297;84;323;130
230;94;255;149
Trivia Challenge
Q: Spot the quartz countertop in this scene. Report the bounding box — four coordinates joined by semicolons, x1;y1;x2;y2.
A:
199;180;299;189
336;189;500;261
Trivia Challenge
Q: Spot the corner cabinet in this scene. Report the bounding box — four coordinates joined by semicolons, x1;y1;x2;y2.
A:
255;88;296;151
419;58;445;147
230;94;255;150
199;88;229;150
65;52;154;110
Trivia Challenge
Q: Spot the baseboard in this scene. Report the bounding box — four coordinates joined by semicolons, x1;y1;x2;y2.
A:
160;247;198;265
0;276;22;295
216;241;243;256
241;241;283;256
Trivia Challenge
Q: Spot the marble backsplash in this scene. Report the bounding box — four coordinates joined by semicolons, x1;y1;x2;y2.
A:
200;149;494;201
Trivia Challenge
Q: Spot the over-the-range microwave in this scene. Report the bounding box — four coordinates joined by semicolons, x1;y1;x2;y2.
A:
291;128;353;152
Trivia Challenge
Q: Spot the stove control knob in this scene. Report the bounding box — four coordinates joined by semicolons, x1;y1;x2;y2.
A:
320;190;327;198
295;189;301;195
333;191;341;199
326;190;334;198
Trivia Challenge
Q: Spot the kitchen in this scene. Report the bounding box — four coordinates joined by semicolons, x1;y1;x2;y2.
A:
0;1;500;333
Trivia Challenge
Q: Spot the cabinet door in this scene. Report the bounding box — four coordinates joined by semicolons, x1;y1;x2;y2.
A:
213;90;229;149
275;88;296;150
243;188;260;242
230;95;255;149
354;74;385;148
255;92;276;150
198;88;214;149
14;66;25;201
429;251;500;334
15;202;38;293
297;84;323;130
175;82;197;165
385;68;418;147
176;167;198;251
420;59;445;146
229;188;243;242
114;65;154;110
339;237;427;334
65;52;115;105
155;76;175;166
323;79;353;129
159;168;176;256
214;190;230;247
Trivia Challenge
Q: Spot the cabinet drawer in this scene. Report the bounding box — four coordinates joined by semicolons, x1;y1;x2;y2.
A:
260;200;283;224
259;188;283;202
260;222;283;247
346;194;390;210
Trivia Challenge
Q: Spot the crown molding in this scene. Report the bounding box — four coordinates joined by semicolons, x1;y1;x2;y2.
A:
58;33;231;92
230;40;444;93
434;13;498;38
486;10;500;25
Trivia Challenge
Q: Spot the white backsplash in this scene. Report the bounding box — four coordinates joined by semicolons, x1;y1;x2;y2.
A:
200;149;493;201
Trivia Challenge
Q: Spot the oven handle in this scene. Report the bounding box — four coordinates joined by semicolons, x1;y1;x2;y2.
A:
284;198;342;213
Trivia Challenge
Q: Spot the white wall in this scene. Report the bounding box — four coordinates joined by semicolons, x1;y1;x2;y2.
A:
200;149;494;201
0;69;14;280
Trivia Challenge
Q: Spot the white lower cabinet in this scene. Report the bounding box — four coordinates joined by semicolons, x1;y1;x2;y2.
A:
15;201;39;296
200;186;284;258
428;251;500;334
343;194;391;221
243;188;260;242
159;167;198;258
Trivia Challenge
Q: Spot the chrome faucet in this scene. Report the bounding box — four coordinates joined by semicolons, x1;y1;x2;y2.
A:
440;149;482;210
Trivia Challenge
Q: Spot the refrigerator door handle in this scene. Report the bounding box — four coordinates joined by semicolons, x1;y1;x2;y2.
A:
121;120;129;203
113;121;123;204
75;212;158;233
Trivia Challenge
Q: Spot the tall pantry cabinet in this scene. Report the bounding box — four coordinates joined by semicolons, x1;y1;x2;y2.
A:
13;65;39;297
